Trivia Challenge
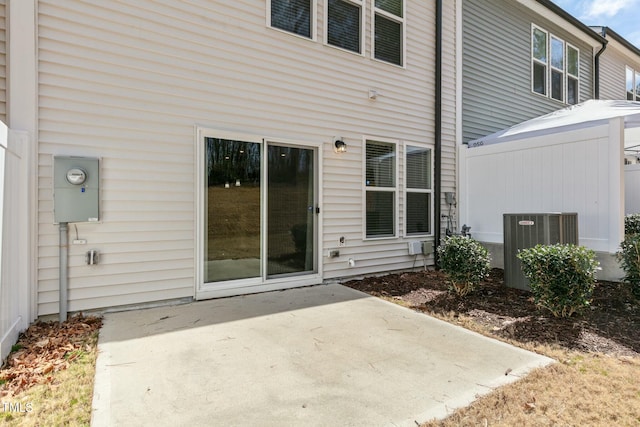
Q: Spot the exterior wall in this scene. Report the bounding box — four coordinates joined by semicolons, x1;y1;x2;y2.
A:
462;0;595;144
36;1;456;314
598;42;640;101
0;0;5;124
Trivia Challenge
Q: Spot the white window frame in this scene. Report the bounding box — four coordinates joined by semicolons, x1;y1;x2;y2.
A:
363;137;399;240
531;25;579;105
566;42;580;105
549;34;565;102
325;0;365;56
404;142;433;237
531;25;549;97
626;66;635;100
625;66;640;101
372;0;406;67
267;0;318;41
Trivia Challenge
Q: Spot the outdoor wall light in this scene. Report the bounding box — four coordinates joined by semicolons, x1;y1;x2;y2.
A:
334;139;347;153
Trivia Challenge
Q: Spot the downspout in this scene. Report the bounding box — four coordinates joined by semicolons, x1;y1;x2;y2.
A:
594;27;608;100
433;0;443;267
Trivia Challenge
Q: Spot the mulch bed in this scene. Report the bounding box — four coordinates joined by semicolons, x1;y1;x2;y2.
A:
0;314;102;397
344;269;640;357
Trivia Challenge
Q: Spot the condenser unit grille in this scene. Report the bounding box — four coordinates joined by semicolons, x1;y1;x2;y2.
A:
503;213;579;290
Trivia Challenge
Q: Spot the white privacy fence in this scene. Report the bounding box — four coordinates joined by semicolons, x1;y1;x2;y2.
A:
0;124;30;362
625;164;640;215
459;119;625;255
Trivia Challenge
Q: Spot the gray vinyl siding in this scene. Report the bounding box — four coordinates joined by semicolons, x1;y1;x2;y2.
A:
37;1;455;314
462;0;594;144
599;46;640;100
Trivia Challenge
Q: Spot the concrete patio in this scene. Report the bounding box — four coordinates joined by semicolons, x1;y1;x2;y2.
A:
91;284;553;426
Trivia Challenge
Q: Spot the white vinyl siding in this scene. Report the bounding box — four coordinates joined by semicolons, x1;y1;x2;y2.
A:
36;0;454;313
0;0;6;124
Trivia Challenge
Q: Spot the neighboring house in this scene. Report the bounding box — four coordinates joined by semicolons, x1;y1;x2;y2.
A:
594;26;640;102
458;0;640;280
591;26;640;164
460;0;606;144
0;0;458;342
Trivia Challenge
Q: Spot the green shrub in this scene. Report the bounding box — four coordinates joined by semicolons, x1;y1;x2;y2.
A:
617;234;640;298
437;235;491;297
625;214;640;235
517;244;599;317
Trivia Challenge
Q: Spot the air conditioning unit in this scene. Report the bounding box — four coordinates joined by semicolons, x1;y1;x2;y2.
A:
503;213;579;290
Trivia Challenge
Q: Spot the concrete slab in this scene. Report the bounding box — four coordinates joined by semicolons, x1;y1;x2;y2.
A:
91;284;553;427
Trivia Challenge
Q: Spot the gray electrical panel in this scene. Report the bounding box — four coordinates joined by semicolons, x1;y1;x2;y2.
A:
53;156;100;223
503;213;578;290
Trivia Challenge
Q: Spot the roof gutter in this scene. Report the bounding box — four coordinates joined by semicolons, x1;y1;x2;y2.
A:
434;0;442;266
594;27;608;99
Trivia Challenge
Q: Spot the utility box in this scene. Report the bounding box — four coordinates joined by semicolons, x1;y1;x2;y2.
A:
503;213;578;290
53;156;100;223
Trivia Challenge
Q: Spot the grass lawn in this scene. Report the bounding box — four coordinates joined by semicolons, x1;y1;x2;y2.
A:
1;316;101;426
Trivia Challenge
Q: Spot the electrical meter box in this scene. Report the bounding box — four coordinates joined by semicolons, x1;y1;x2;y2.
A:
53;156;100;223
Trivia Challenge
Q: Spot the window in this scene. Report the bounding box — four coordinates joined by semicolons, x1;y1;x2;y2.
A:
373;0;404;66
550;36;564;101
627;67;640;101
567;44;579;105
270;0;313;38
365;140;397;237
531;25;579;104
405;145;432;236
532;27;548;96
327;0;363;54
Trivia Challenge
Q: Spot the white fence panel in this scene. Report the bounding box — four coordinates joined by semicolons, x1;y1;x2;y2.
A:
1;126;29;362
625;164;640;215
460;122;623;254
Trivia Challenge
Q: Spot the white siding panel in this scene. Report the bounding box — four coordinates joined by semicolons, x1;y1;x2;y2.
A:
0;0;5;124
38;0;453;313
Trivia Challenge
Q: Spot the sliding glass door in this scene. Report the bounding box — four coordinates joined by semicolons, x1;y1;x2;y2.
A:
267;145;316;277
202;137;317;288
204;138;262;283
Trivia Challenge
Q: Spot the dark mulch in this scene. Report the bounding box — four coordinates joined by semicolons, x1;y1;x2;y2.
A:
344;269;640;357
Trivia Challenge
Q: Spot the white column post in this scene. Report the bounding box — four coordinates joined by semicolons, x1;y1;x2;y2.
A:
8;0;38;323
